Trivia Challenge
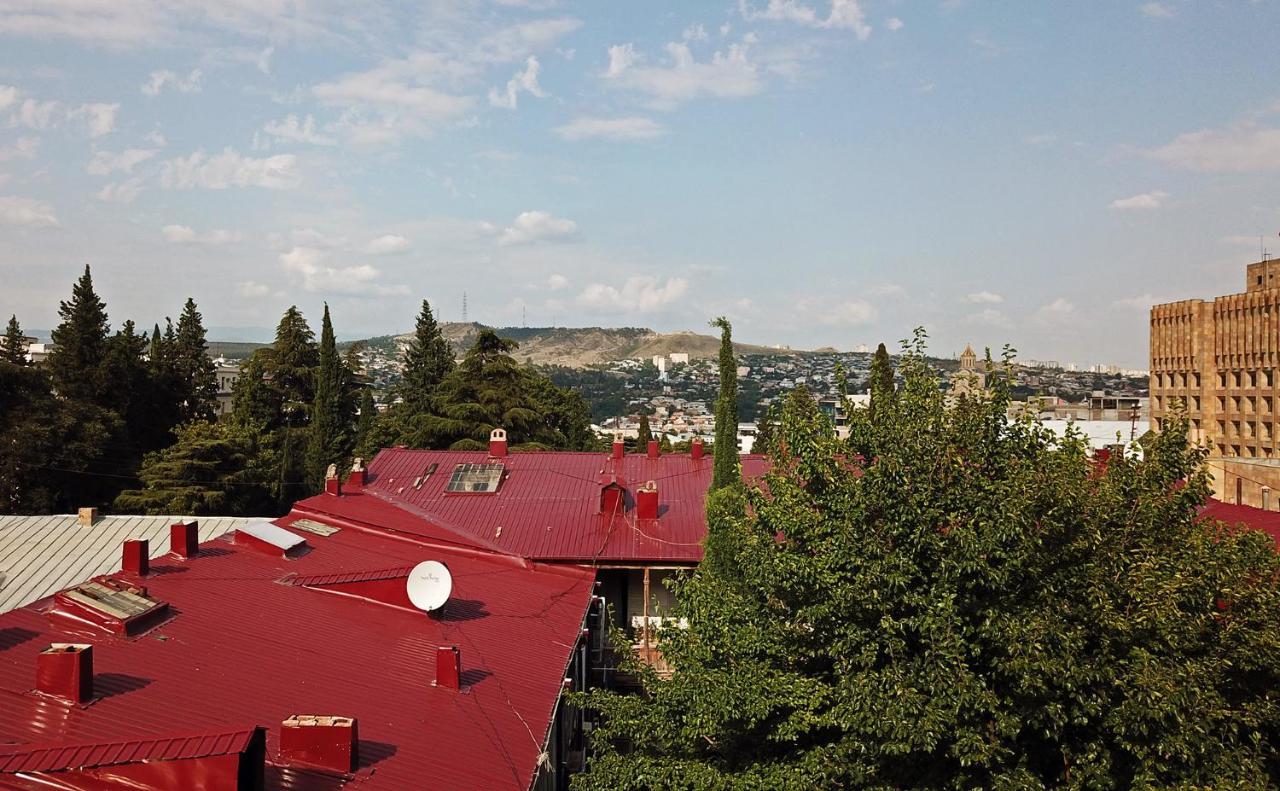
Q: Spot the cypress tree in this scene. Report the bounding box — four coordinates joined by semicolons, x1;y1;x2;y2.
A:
869;342;895;421
174;297;218;422
355;387;376;453
400;299;454;411
2;315;28;365
48;265;110;404
308;304;345;489
710;316;739;490
635;413;653;452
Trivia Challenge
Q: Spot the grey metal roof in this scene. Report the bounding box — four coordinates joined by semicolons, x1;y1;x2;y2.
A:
0;515;257;614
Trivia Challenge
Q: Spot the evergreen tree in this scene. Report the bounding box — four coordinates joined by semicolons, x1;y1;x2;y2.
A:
578;330;1280;790
635;413;653;452
400;299;455;411
354;387;377;456
114;422;271;515
1;315;27;365
47;265;110;404
710;316;739;490
869;341;895;420
271;306;319;418
307;304;347;489
101;320;153;453
173;297;218;422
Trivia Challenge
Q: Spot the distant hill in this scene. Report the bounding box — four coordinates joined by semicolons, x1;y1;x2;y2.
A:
207;341;270;360
352;323;823;368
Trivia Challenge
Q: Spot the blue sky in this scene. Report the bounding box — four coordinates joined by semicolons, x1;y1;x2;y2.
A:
1;0;1279;367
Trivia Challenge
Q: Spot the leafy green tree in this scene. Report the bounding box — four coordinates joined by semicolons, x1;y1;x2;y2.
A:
635;413;654;452
114;421;272;515
399;299;455;411
48;265;110;405
578;329;1280;790
173;297;218;422
753;401;780;456
307;304;352;489
710;316;739;490
1;315;27;365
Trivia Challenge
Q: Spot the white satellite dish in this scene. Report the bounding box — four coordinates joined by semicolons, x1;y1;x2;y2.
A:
406;560;453;612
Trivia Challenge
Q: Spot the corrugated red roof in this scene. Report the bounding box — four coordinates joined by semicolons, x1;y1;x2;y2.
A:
352;449;770;563
0;512;596;790
1199;498;1280;548
0;727;259;773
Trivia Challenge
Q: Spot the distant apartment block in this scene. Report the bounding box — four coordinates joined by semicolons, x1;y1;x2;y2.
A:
1151;258;1280;506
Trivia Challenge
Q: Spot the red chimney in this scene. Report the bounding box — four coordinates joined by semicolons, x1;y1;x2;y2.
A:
37;644;93;704
489;428;508;458
324;464;342;496
647;440;660;460
691;438;705;461
611;436;625;461
280;715;359;774
170;521;198;558
637;480;659;520
435;645;461;691
122;539;149;576
347;457;366;488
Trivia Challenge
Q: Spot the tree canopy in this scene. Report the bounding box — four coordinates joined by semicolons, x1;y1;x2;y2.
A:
399;299;455;411
577;329;1280;790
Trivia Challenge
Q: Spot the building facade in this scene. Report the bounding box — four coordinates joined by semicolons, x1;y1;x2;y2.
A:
1150;258;1280;506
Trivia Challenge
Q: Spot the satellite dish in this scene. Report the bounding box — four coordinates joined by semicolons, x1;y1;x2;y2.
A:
406;560;452;612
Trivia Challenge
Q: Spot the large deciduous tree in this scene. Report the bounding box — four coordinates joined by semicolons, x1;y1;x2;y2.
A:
578;329;1280;790
710;316;739;490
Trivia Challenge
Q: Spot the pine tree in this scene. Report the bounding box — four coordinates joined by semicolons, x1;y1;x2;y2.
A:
1;315;27;365
710;316;739;490
271;306;318;418
307;304;346;489
869;341;895;421
48;265;110;404
400;299;455;411
173;297;218;422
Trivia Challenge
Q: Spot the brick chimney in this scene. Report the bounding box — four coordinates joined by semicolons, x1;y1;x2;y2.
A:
170;521;198;558
122;539;149;576
324;464;342;496
636;480;659;520
611;435;625;461
691;437;705;460
647;440;660;460
489;428;508;458
435;645;460;691
280;715;359;774
37;644;93;704
347;457;366;488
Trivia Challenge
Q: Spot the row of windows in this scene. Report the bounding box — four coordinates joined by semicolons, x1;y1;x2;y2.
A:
1215;419;1276;442
1154;369;1280;390
1214;443;1278;459
1154;372;1200;389
1153;395;1202;412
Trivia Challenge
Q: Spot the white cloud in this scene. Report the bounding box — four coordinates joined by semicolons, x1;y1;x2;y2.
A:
1037;298;1075;321
488;56;547;109
1140;2;1174;18
1146;123;1280;173
0;85;16;112
739;0;871;40
577;275;689;312
869;283;906;298
160;148;300;189
498;210;579;245
142;68;203;96
1110;190;1169;210
279;245;409;296
161;224;241;244
364;234;411;255
313;53;474;143
5;88;117;137
965;291;1004;304
95;178;144;203
86;147;156;175
603;40;763;110
0;136;39;161
472;17;582;63
967;308;1011;327
13;98;60;130
261;114;335;146
885;17;904;31
0;195;58;227
552;116;666;141
815;298;878;326
1113;294;1162;310
683;24;709;42
72;103;118;137
547;273;569;290
238;280;271;297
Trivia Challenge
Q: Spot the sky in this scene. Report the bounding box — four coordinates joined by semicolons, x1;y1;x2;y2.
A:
1;1;1279;368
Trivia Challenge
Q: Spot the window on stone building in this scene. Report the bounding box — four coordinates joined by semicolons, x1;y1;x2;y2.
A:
1219;372;1228;389
1192;395;1201;411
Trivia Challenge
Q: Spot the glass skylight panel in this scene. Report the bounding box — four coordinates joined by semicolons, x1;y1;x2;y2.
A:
444;463;505;493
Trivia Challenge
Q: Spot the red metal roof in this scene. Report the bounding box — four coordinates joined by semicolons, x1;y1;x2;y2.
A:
1199;498;1280;548
0;727;259;773
352;448;770;563
0;513;596;790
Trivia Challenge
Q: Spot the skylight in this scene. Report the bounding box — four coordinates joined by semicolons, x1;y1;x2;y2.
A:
445;463;505;494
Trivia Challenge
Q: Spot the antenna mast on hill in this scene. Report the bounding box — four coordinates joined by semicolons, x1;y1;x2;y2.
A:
462;291;468;323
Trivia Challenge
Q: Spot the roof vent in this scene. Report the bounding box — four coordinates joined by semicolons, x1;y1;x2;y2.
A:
324;463;342;496
611;435;625;461
280;715;359;774
170;521;199;558
348;457;367;488
53;579;169;636
637;480;659;520
490;428;508;458
435;645;460;691
691;437;705;461
121;539;149;576
235;522;308;558
600;475;626;515
36;643;93;704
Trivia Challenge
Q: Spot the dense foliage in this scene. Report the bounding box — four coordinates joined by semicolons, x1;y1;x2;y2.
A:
710;316;739;490
578;330;1280;790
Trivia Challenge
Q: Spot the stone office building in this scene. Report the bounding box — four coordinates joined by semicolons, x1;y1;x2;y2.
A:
1151;258;1280;507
